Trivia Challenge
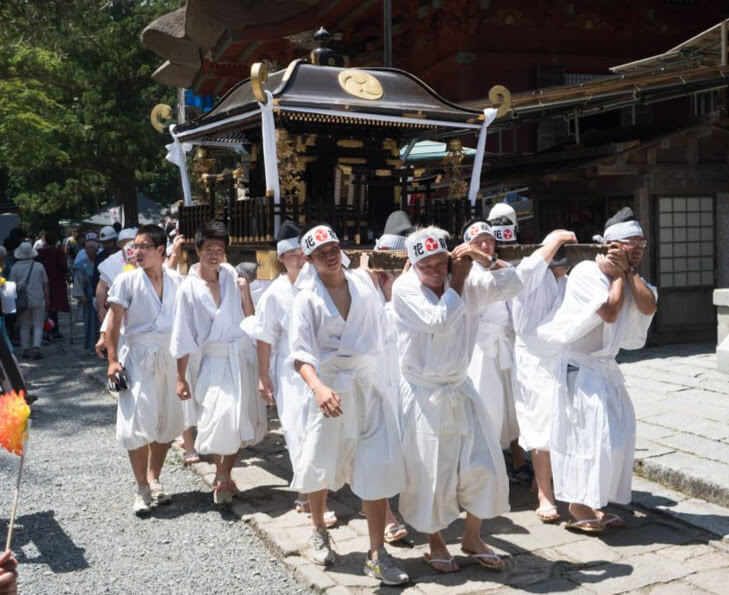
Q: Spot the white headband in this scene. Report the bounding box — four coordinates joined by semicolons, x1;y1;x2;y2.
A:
375;234;407;252
301;225;339;256
463;221;494;244
594;220;644;243
276;237;300;256
407;234;448;265
491;225;517;243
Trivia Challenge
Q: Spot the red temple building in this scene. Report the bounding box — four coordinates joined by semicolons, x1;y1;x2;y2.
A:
143;2;729;343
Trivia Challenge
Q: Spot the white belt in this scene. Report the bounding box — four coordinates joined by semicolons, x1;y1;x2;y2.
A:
201;341;233;359
125;333;171;374
402;368;470;435
566;353;624;386
476;322;513;370
320;355;378;439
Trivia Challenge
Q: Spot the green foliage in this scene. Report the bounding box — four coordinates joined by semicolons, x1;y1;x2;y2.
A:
0;0;182;231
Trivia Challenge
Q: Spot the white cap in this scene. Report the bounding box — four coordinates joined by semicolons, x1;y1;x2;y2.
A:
301;225;339;256
117;228;137;245
99;225;117;242
463;221;495;244
406;226;449;265
487;202;517;227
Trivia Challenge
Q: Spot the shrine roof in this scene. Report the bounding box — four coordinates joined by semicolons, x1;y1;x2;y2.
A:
174;60;485;140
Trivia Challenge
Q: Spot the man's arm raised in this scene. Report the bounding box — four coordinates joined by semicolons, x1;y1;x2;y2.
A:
596;255;626;323
625;271;657;316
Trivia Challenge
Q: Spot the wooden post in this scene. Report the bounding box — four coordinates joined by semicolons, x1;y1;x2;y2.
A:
721;20;728;67
384;0;393;67
635;180;652;282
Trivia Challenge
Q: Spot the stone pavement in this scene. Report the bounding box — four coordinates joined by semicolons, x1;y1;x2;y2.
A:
182;422;729;595
619;343;729;539
69;327;729;594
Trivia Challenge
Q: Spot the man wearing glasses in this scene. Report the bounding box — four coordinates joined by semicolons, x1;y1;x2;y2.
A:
537;207;657;534
106;225;185;515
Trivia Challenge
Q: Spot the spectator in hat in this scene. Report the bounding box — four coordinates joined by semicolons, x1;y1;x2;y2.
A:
73;232;101;350
3;227;26;278
37;230;69;340
93;226;119;291
95;227;137;324
9;241;49;359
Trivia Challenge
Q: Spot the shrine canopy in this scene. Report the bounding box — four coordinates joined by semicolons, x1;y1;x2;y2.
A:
167;55;501;220
172;60;488;145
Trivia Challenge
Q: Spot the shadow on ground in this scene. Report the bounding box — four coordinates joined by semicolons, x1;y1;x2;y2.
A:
0;511;88;573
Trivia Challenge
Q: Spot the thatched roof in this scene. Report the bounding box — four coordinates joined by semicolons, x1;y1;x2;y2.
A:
141;0;321;89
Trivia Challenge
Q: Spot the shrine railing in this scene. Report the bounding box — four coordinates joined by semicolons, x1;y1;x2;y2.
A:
178;190;485;247
408;196;484;239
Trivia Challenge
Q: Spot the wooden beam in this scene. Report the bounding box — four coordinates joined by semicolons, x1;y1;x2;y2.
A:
593;163;643;176
344;244;608;271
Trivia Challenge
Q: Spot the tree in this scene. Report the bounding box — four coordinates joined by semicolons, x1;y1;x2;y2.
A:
0;0;181;231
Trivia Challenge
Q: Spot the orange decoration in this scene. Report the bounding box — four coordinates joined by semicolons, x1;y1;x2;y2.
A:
0;391;30;455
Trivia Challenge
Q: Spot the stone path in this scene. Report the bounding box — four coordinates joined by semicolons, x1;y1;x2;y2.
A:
619;343;729;540
184;419;729;594
0;310;311;595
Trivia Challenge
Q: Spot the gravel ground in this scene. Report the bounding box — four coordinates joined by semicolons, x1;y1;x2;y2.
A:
0;316;312;595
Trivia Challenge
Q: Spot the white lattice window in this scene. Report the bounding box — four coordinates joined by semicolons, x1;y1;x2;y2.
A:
658;197;714;288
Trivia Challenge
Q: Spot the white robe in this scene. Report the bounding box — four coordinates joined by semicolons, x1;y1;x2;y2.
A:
107;267;185;451
381;299;403;433
393;265;523;534
253;274;309;466
288;268;405;500
170;263;267;456
537;261;657;509
467;253;547;449
511;270;567;451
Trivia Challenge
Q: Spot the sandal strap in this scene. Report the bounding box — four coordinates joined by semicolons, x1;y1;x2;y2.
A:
214;480;234;491
569;518;602;526
426;557;455;564
470;552;500;561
